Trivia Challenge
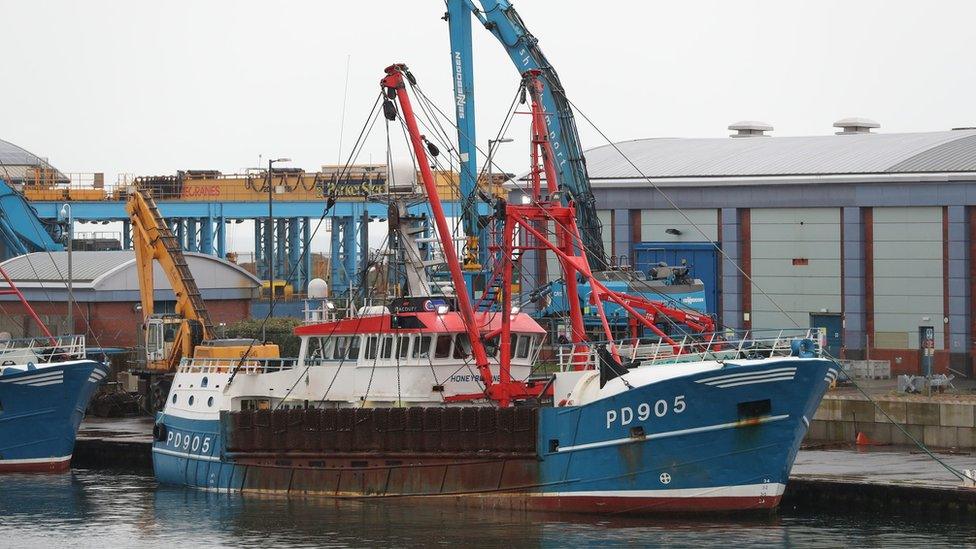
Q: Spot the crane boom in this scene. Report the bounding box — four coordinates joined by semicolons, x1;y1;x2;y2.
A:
445;0;607;270
127;188;214;335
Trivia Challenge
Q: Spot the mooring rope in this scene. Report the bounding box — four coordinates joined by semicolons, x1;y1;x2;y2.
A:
823;352;970;483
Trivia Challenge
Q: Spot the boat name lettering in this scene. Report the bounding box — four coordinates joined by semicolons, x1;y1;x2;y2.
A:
448;373;500;383
606;395;686;429
165;430;212;455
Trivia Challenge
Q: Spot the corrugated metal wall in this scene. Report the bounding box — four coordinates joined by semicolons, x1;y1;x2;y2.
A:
749;208;842;331
872;207;944;348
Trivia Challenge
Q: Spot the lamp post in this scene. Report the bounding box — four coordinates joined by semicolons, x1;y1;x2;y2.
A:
265;157;290;341
486;138;513;195
58;204;73;336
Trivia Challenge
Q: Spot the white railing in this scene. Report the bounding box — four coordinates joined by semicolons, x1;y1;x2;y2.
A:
179;357;299;375
0;335;87;363
303;299;338;324
555;328;823;372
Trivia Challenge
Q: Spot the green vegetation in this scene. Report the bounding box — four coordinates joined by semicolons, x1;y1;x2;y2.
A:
225;317;303;358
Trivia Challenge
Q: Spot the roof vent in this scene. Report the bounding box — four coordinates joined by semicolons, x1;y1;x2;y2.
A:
833;117;880;135
728;121;773;138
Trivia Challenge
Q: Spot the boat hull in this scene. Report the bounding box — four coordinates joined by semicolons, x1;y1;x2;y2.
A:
153;358;833;514
0;361;106;472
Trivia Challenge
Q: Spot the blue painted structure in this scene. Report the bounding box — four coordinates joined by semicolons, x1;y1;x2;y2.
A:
810;313;842;357
0;360;105;471
29;200;471;296
445;0;606;269
537;276;708;329
0;179;62;259
633;242;720;315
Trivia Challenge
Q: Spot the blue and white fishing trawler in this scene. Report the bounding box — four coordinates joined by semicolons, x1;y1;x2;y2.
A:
150;64;835;514
0;335;106;472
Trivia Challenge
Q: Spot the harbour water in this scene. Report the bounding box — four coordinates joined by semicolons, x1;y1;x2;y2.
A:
2;467;975;548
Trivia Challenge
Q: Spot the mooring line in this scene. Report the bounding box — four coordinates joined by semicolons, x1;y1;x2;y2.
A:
825;353;970;483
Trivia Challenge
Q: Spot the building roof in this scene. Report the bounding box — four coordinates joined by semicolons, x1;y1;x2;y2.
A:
0;250;260;301
0;138;68;184
583;129;976;182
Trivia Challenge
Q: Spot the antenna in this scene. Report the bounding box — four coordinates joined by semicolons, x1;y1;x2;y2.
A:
337;54;352;164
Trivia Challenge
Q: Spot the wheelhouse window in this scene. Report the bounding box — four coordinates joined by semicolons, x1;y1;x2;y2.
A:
412;336;432;359
434;335;452;359
380;336;393;359
364;336;378;360
395;336;410;359
307;337;335;360
453;334;471;359
508;334;531;360
484;336;500;358
516;335;530;359
333;337;349;360
348;336;361;359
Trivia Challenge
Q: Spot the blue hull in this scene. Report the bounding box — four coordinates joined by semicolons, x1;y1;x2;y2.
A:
0;361;106;471
154;358;833;513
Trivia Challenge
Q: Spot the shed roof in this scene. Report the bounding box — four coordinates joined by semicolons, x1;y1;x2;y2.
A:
0;251;260;300
583;129;976;181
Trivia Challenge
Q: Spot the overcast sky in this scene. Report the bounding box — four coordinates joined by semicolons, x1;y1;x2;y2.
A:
4;0;975;183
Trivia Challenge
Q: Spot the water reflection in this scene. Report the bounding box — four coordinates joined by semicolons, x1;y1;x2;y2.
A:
1;469;974;548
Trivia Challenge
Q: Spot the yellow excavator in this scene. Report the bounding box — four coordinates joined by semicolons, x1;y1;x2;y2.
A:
126;188;279;410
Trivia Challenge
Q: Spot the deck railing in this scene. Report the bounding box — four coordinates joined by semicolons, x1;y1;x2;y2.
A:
0;335;87;362
178;357;299;375
555;328;823;372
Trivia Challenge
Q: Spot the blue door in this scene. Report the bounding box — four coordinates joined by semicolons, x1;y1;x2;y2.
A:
810;313;843;357
632;242;719;315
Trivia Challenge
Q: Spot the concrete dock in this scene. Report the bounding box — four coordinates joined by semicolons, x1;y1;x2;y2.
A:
808;379;976;450
74;416;153;470
785;447;976;518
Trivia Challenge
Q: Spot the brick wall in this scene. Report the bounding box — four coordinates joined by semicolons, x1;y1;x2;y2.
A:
0;299;251;348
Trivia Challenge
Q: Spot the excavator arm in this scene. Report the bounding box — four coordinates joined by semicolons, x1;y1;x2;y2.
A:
126;189;213;371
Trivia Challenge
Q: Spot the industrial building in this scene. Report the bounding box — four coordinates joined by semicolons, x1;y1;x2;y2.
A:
585;119;976;376
0;250;261;348
0;138;68;185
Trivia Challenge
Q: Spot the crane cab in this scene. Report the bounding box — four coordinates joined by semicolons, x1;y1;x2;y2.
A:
143;315;204;372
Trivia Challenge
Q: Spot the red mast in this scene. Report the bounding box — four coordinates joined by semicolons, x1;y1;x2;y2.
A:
382;64;546;407
0;266;56;343
381;64;492;382
381;64;716;403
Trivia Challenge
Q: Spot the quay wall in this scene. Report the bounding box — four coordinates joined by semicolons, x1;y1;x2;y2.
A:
806;395;976;449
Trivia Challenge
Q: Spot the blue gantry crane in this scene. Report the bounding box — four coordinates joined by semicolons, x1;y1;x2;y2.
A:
0;178;62;259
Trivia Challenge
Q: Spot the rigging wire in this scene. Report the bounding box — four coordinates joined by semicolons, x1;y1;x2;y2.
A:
550;90;970;481
227;92;384;388
409;81;721;335
560;93;804;332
